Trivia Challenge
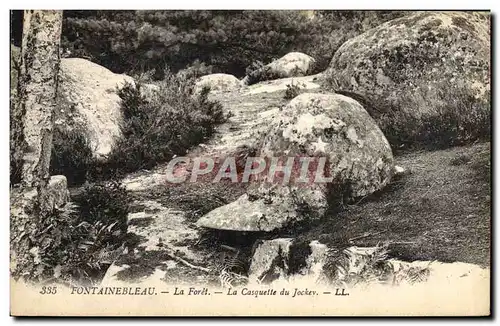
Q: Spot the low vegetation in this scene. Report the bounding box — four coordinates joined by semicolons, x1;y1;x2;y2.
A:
295;142;491;267
72;181;130;237
45;69;228;184
10;10;491;287
50;127;95;186
331;80;492;153
379;88;491;152
11;181;130;285
283;80;305;100
94;71;227;180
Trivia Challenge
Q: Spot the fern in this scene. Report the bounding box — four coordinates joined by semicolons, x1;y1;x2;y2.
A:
389;261;432;285
325;244;432;287
212;246;249;288
218;269;249;288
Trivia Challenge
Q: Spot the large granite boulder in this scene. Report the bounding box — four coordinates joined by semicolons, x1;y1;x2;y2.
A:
324;12;490;125
57;58;135;158
245;52;316;85
196;93;394;232
194;73;242;94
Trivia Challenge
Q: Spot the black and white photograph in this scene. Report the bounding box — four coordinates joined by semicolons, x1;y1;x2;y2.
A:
8;8;491;316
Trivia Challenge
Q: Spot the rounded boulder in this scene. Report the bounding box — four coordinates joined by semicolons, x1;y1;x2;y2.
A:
196;93;394;232
324;12;490;135
245;52;316;84
194;73;242;94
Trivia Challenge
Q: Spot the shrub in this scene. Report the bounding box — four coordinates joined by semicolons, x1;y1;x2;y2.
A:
244;60;266;85
284;81;305;100
176;59;214;79
58;10;315;78
245;60;265;78
378;87;491;152
13;204;127;285
59;216;127;285
50;127;95;186
99;71;227;178
72;181;129;238
10;11;409;78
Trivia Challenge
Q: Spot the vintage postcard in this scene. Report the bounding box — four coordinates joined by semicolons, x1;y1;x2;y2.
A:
9;9;491;316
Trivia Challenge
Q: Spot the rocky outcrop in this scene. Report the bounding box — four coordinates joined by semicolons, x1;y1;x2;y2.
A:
243;74;322;95
245;52;316;85
249;238;328;284
11;175;69;218
194;73;242;94
57;58;135;158
325;12;490;121
248;238;293;284
196;93;394;232
247;238;489;287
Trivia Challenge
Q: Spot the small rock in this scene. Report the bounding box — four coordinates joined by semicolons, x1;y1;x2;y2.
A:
393;165;407;176
45;175;70;210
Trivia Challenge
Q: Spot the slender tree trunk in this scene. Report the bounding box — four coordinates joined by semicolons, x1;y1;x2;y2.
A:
10;10;63;279
20;10;63;188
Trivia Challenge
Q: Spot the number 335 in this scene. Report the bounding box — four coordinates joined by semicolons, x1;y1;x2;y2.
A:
39;286;57;295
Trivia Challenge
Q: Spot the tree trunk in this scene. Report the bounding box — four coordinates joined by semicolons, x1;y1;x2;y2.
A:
10;10;63;279
19;10;63;188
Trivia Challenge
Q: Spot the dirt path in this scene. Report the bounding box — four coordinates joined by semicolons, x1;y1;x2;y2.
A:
101;75;322;285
